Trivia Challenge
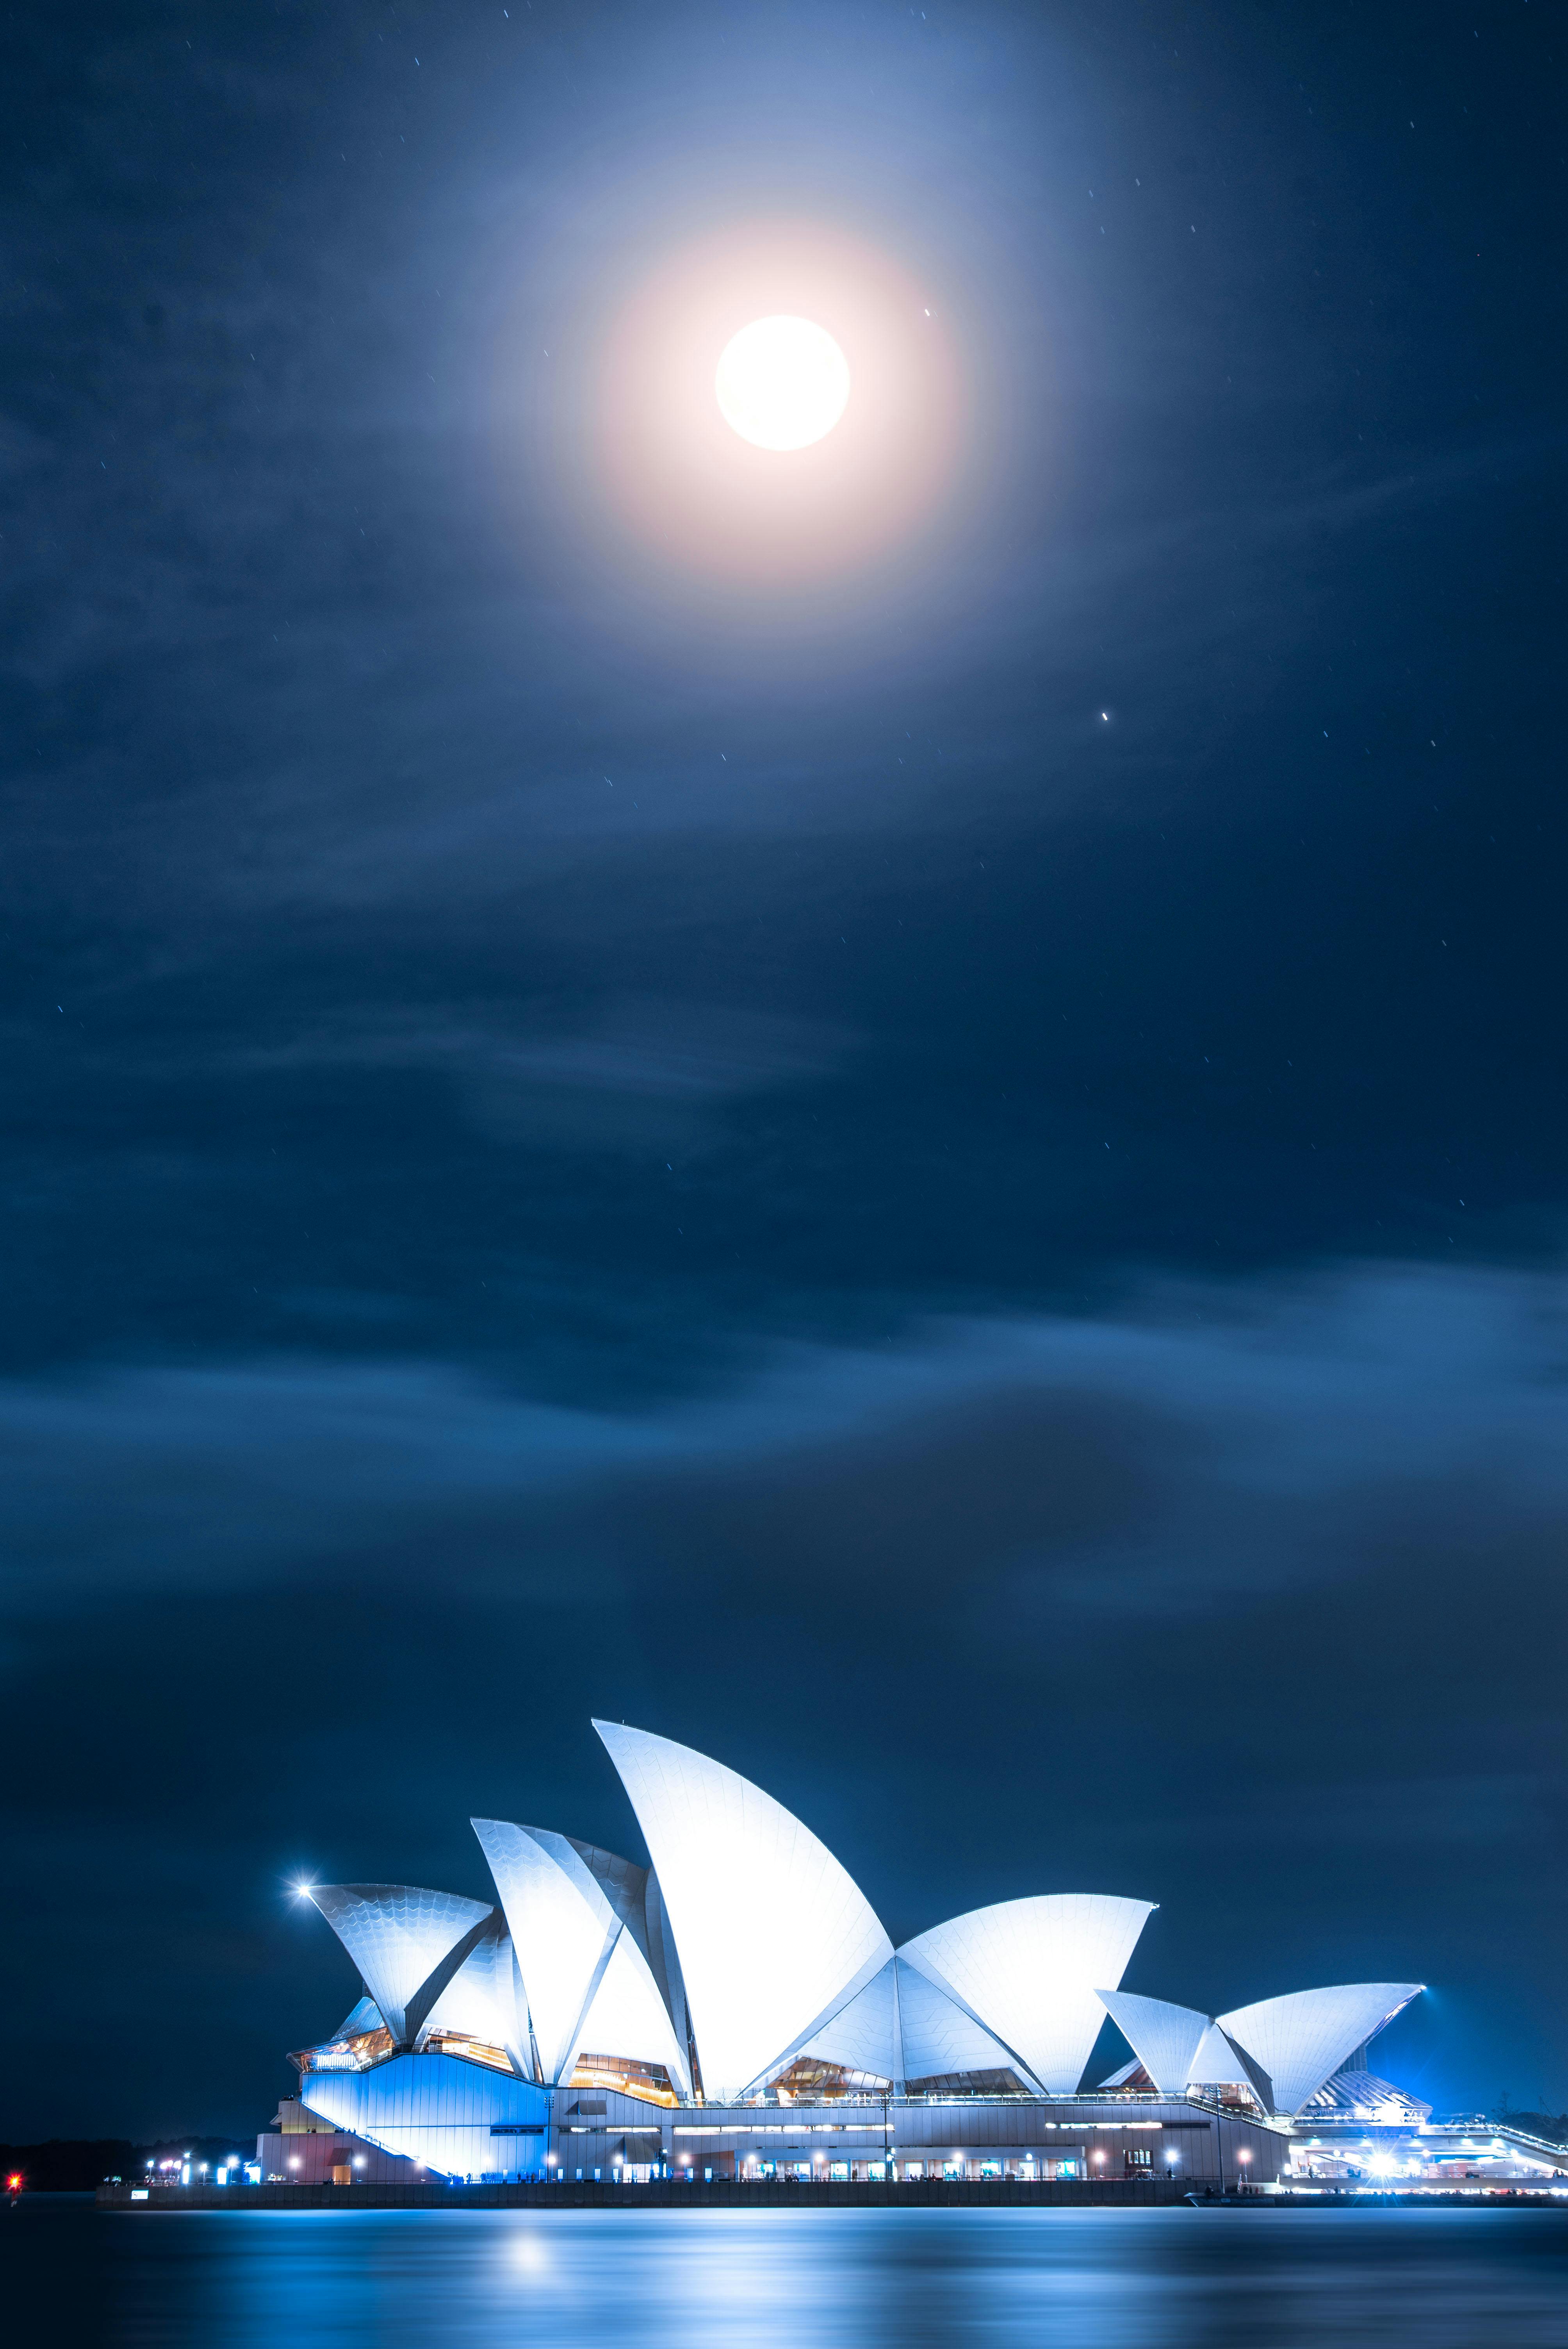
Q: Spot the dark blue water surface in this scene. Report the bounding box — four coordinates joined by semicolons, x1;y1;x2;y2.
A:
9;2197;1568;2346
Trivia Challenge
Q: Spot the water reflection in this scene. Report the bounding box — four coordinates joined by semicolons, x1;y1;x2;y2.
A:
62;2204;1568;2347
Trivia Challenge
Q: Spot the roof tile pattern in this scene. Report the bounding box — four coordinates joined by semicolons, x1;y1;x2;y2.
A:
306;1884;493;2044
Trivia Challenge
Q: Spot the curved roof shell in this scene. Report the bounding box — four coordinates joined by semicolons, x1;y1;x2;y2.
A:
781;1951;1064;2090
306;1884;494;2045
417;1918;531;2075
1096;1989;1210;2094
1096;1989;1271;2103
1189;2019;1264;2097
1217;1982;1424;2114
595;1720;893;2101
557;1839;693;2089
638;1867;693;2069
893;1955;1024;2084
902;1893;1155;2093
574;1920;691;2088
793;1956;901;2082
471;1818;690;2092
471;1820;622;2083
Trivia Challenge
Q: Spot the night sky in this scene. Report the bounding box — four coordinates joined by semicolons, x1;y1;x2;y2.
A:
5;2;1564;2142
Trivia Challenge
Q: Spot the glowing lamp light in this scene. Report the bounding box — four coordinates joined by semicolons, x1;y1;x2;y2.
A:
715;315;850;451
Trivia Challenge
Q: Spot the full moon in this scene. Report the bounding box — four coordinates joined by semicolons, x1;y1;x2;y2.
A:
714;315;851;451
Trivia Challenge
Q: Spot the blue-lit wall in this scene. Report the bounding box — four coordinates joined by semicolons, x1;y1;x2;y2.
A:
301;2053;548;2180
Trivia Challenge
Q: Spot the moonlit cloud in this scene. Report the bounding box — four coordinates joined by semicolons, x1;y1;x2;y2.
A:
7;1262;1568;1619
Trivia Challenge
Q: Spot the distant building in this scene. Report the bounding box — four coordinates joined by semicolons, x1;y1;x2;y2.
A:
269;1720;1537;2188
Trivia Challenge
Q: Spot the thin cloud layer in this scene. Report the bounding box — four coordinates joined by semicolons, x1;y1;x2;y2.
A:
6;1263;1568;1618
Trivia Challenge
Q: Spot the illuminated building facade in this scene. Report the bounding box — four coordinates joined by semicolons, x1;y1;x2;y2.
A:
270;1720;1442;2188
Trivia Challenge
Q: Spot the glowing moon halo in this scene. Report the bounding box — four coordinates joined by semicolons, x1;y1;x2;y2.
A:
715;315;850;451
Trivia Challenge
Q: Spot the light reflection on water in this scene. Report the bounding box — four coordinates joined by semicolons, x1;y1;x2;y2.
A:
30;2203;1568;2347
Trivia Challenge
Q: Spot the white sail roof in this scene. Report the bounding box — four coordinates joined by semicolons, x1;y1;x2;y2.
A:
902;1894;1155;2093
306;1884;494;2045
1190;2019;1263;2094
575;1922;692;2093
594;1720;893;2101
1097;1989;1210;2094
1217;1982;1424;2113
417;1921;530;2074
470;1820;622;2083
793;1958;1030;2093
1095;1991;1272;2099
639;1866;693;2069
471;1817;689;2091
893;1955;1023;2084
792;1957;900;2083
571;1846;695;2094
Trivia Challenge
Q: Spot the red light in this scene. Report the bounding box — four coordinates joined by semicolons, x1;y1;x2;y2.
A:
6;2174;21;2192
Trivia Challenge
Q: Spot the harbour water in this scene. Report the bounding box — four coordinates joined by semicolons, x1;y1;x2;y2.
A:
10;2197;1568;2346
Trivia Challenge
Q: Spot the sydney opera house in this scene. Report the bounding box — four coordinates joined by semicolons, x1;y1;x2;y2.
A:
264;1720;1461;2189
